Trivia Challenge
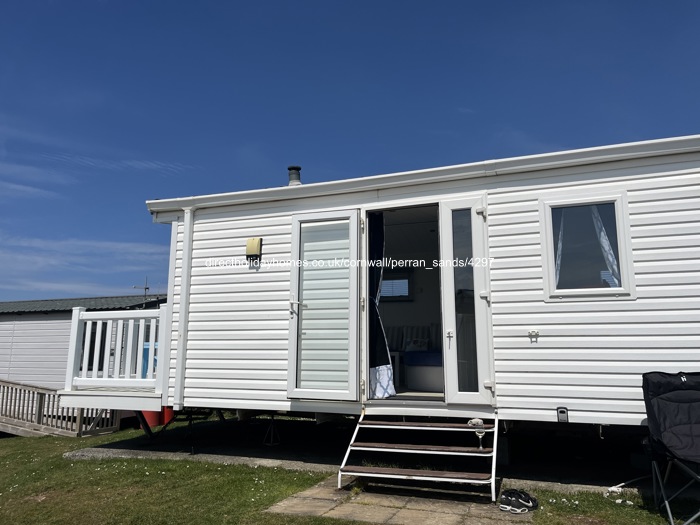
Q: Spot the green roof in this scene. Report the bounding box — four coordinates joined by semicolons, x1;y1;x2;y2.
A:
0;295;167;314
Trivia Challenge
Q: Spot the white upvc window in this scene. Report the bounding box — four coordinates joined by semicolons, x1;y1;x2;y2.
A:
539;192;636;301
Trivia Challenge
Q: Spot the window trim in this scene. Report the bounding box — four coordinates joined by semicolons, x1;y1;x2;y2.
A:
539;192;636;302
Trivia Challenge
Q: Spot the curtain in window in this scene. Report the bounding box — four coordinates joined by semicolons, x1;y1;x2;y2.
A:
367;212;396;399
590;205;621;287
555;209;565;287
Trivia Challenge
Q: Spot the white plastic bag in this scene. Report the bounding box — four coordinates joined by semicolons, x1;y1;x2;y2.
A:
369;364;397;399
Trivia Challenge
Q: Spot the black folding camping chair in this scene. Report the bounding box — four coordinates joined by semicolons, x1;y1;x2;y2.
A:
642;371;700;525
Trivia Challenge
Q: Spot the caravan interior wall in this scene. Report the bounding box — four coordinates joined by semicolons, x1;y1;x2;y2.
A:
156;138;700;426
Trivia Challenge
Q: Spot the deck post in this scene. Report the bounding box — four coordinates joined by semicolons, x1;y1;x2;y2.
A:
76;408;85;436
35;392;45;425
64;307;86;392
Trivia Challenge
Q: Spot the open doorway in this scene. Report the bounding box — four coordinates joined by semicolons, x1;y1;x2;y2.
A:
368;205;444;400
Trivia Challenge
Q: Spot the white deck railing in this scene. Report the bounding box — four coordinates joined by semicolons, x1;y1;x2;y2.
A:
64;306;168;395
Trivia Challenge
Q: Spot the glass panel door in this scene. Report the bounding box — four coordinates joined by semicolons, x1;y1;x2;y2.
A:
439;197;493;405
287;210;359;401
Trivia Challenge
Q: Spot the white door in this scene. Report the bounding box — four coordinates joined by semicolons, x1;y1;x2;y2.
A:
439;197;493;405
287;210;359;401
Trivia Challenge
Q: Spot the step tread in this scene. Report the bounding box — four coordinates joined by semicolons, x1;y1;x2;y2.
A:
340;465;492;481
352;442;493;454
361;420;495;430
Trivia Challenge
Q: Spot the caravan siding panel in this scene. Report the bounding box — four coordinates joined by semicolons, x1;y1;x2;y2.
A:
181;212;293;407
490;167;700;424
0;313;72;389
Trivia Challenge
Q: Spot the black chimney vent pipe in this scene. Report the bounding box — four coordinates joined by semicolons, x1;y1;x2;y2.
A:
288;166;302;186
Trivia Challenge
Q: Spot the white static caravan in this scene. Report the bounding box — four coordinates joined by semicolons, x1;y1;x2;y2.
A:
60;135;700;497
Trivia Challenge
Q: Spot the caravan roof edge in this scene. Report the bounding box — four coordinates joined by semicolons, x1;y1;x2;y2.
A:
145;134;700;217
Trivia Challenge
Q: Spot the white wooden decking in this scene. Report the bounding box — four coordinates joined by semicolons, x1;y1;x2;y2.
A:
59;306;169;412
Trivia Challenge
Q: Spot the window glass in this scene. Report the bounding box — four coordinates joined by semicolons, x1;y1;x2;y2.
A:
452;209;478;392
297;219;351;391
551;202;621;289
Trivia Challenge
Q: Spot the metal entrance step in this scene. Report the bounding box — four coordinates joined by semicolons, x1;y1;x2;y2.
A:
351;442;494;455
338;410;499;501
340;465;492;483
360;419;496;430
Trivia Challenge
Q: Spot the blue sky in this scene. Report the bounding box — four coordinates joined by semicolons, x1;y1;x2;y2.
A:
1;1;699;300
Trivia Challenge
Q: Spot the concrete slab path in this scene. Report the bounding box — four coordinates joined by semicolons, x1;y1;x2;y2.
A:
266;476;533;525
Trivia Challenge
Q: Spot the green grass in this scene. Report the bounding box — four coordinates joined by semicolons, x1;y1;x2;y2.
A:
1;427;695;525
529;488;667;525
0;430;355;525
528;486;700;525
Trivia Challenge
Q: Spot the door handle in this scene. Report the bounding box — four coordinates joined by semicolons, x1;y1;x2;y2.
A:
446;330;454;349
289;299;306;318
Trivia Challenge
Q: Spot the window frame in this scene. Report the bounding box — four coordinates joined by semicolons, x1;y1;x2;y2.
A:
539;191;636;302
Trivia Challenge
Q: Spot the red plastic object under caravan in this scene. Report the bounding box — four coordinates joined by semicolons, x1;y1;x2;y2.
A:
161;406;175;425
141;410;161;428
139;407;175;430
